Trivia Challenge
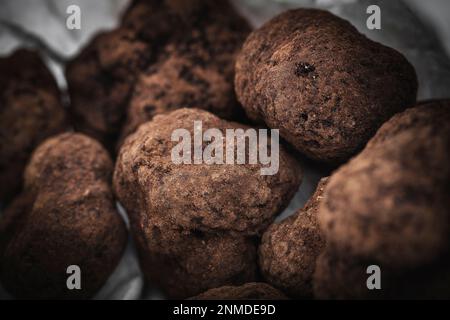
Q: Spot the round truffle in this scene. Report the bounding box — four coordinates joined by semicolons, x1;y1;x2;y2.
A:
190;282;288;300
113;108;302;298
0;133;127;299
318;101;450;269
0;49;67;204
235;9;418;163
259;178;327;298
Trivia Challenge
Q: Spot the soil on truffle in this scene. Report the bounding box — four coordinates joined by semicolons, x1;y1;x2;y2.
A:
113;108;302;298
318;101;450;269
315;101;450;299
259;177;328;298
235;9;418;163
0;133;127;299
66;0;250;152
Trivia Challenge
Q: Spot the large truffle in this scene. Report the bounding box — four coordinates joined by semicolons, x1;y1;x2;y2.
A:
0;49;67;204
235;9;418;163
66;0;250;151
0;133;127;299
113;108;302;298
259;178;327;298
190;282;288;300
318;101;450;270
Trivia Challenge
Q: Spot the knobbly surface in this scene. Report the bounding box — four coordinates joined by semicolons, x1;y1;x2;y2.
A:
259;178;328;298
114;108;302;298
314;102;450;299
0;133;127;299
235;9;418;163
67;0;250;151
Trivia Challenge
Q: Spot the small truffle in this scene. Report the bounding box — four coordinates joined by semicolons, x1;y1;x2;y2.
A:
235;9;418;163
190;282;288;300
113;108;302;298
318;101;450;269
0;133;127;299
0;49;67;204
259;178;327;298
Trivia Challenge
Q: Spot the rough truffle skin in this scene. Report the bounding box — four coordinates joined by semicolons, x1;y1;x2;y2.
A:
121;25;249;144
190;282;288;300
259;178;327;298
318;101;450;270
235;9;418;163
0;133;127;299
65;26;152;150
135;216;258;299
113;108;302;298
121;0;251;140
0;49;67;204
66;0;179;149
66;0;250;151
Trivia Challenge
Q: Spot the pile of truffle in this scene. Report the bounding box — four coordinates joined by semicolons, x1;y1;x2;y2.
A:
0;0;449;300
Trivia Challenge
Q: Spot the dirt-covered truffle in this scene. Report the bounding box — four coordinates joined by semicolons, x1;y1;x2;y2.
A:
259;178;327;298
120;20;250;143
66;0;184;149
65;25;152;150
318;101;450;270
136;216;258;299
190;282;288;300
0;133;127;299
0;49;67;204
235;9;418;163
113;108;302;298
67;0;250;151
